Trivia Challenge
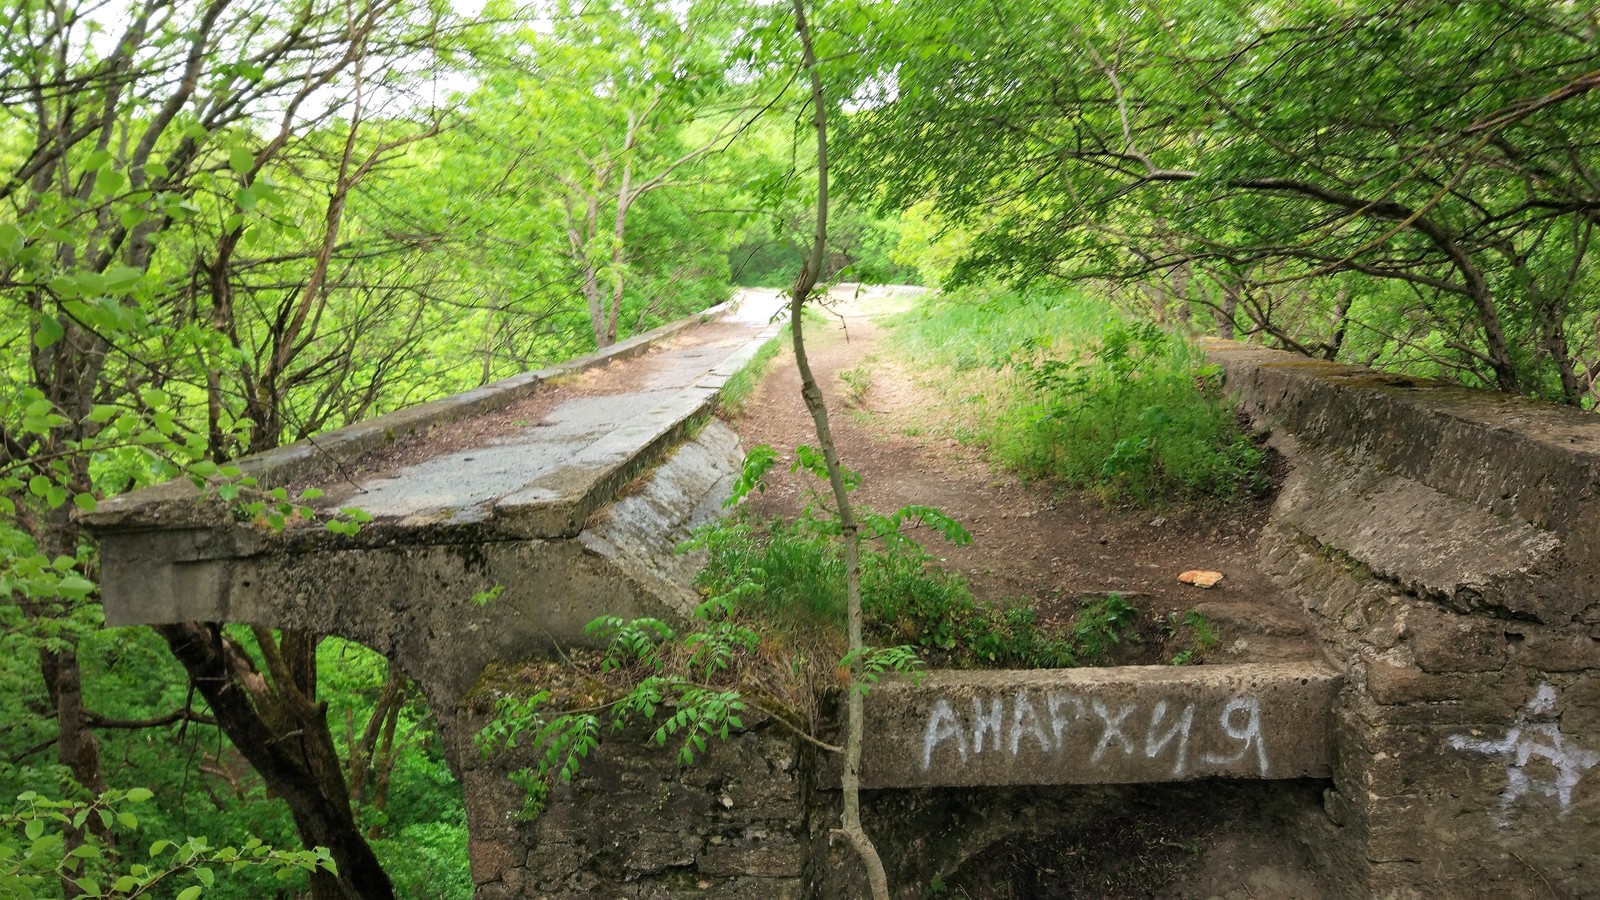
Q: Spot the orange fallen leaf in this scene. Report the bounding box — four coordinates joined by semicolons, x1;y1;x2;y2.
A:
1178;569;1224;588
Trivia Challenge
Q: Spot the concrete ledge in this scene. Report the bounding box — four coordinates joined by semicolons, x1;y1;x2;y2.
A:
1206;339;1600;623
858;663;1339;788
82;296;742;531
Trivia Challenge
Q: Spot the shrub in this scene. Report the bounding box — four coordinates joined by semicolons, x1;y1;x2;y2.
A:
689;510;1136;669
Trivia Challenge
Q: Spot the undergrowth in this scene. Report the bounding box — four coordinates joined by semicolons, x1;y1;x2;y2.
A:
889;289;1265;506
476;447;1143;820
689;510;1138;670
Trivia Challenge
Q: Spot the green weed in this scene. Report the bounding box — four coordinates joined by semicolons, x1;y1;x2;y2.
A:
889;289;1265;506
688;512;1135;670
717;327;786;417
839;363;872;407
1168;610;1221;665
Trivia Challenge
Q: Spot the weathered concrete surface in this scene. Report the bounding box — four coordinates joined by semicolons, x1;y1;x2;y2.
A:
450;705;809;900
859;664;1338;788
85;295;746;528
1208;340;1600;625
92;421;744;705
1212;339;1600;899
81;290;789;714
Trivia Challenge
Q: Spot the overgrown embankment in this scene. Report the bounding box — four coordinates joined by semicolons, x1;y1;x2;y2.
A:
888;289;1266;507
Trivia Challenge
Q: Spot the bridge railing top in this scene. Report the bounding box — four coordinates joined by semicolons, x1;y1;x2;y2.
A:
81;296;750;539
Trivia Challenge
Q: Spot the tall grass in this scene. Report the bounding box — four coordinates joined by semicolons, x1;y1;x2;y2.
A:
717;326;786;417
890;290;1264;506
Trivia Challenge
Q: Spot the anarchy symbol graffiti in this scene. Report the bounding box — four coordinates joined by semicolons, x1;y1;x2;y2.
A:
1447;683;1599;826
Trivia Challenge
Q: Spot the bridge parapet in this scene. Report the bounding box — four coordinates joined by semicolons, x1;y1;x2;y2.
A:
1210;340;1600;899
860;663;1338;789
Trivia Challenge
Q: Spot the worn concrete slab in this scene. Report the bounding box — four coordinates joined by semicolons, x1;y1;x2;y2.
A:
1206;338;1600;623
84;293;785;549
93;421;752;703
857;663;1340;788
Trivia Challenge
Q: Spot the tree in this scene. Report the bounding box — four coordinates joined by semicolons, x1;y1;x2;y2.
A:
845;0;1600;402
1;0;469;894
481;0;762;348
785;0;889;894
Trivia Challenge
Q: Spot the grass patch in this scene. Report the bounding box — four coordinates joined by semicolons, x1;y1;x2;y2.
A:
839;361;872;407
888;289;1265;506
717;326;786;417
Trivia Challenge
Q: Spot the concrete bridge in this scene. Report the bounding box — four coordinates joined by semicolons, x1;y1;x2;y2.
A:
83;290;1600;898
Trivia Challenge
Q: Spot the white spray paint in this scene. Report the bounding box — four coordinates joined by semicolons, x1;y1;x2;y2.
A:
1447;682;1599;825
1047;691;1086;746
1202;697;1269;776
1008;693;1052;755
922;699;966;769
971;696;1004;754
918;690;1268;777
1089;699;1137;763
1145;700;1197;777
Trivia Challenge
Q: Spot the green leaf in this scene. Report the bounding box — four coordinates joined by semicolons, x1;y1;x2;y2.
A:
34;314;64;349
177;886;203;900
103;265;142;289
229;147;254;175
120;205;149;230
57;574;94;599
95;167;127;195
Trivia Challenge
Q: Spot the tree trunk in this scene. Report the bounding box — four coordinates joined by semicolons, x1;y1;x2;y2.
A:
789;3;890;897
158;622;396;900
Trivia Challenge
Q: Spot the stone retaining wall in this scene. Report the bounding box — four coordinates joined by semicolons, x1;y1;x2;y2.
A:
1209;340;1600;899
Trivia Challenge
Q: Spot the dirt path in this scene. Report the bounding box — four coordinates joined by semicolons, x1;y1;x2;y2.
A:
725;289;1319;668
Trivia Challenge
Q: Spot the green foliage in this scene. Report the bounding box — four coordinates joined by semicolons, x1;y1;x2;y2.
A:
0;788;334;898
1071;594;1139;663
891;290;1265;506
845;0;1600;403
470;584;506;607
1168;611;1221;666
474;598;761;820
690;446;1139;668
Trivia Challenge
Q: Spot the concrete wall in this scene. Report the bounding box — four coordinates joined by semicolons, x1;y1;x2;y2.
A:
1210;341;1600;898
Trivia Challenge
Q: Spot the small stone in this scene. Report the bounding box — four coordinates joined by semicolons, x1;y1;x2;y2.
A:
1178;569;1224;588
